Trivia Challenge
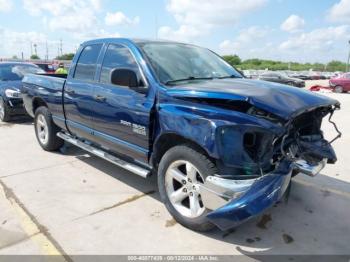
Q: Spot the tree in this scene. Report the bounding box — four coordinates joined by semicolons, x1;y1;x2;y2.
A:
222;55;241;66
55;53;75;60
12;55;18;59
30;54;40;60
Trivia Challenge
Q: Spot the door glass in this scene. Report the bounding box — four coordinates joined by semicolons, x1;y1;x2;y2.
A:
74;44;103;81
100;44;141;86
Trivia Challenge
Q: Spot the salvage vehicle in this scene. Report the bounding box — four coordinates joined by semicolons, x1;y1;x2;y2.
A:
329;73;350;93
21;39;341;231
0;62;45;122
259;71;305;87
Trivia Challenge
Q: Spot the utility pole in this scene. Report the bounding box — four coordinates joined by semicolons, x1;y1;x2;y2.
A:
30;42;33;56
45;41;49;61
60;39;63;57
347;40;350;72
34;43;37;56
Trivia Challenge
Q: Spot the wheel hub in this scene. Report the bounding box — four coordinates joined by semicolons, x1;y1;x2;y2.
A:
165;160;205;218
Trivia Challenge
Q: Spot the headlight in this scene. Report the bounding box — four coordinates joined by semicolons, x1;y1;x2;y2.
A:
5;89;21;98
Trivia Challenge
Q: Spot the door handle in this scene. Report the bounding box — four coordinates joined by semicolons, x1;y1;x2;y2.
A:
65;88;75;95
94;95;106;102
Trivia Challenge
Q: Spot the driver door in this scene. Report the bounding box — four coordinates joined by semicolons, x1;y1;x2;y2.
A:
91;43;152;164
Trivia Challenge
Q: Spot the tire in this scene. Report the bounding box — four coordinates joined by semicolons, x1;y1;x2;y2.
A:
158;145;217;232
34;106;64;151
0;98;11;122
334;86;344;93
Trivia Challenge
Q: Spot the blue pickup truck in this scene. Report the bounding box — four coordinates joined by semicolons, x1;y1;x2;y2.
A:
21;38;340;231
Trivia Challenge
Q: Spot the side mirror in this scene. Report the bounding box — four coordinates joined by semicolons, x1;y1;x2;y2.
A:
111;68;138;87
110;68;147;94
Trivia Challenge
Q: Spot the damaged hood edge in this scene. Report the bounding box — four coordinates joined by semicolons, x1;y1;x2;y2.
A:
166;79;340;120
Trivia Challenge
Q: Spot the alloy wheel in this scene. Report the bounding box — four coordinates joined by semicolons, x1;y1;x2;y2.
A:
36;114;49;145
165;160;206;218
0;100;4;121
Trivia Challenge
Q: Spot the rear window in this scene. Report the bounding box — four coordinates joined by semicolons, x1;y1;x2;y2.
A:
74;44;102;81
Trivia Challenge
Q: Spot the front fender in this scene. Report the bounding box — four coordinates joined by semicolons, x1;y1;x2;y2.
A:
157;95;284;162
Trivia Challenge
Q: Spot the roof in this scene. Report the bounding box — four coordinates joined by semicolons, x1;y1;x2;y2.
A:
81;37;190;47
0;61;37;66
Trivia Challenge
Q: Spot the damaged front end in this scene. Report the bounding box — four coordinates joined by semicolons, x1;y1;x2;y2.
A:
200;104;341;231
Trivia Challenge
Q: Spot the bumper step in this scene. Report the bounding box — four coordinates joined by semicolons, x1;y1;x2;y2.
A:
57;132;151;178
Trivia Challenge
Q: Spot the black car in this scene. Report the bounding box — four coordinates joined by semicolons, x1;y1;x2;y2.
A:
259;72;305;87
0;62;45;122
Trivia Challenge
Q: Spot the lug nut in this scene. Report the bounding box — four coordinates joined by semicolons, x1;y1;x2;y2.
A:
183;188;187;193
189;192;193;196
188;178;192;183
182;180;187;185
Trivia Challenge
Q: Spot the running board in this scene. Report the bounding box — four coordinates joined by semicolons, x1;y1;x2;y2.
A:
57;132;151;178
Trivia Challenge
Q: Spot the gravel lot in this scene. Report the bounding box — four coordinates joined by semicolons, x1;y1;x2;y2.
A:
0;85;349;259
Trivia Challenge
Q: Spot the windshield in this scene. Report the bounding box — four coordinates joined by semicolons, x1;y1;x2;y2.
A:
138;42;242;85
0;64;45;81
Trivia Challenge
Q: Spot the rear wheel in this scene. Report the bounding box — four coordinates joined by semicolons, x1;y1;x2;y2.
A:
0;98;11;122
158;145;216;232
334;85;344;93
34;107;63;151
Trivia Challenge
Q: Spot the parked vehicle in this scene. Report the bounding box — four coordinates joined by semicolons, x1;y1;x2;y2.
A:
259;72;305;87
0;62;45;122
329;73;350;93
22;39;340;231
289;72;311;81
34;62;56;74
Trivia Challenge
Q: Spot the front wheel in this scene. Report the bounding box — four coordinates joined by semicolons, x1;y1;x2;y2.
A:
158;145;217;232
334;85;344;93
0;98;11;122
34;107;64;151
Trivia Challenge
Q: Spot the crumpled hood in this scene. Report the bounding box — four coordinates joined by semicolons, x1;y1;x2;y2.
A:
166;78;339;119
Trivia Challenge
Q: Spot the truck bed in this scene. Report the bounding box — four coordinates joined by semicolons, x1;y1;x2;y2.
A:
21;74;67;125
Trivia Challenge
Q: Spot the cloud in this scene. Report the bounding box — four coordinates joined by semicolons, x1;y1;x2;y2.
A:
23;0;102;33
0;0;13;12
158;0;267;42
219;26;271;54
0;27;48;58
328;0;350;23
280;15;305;33
105;12;140;26
279;25;350;62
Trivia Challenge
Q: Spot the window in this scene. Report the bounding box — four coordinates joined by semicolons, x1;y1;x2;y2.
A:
100;44;141;86
137;42;242;85
74;44;102;81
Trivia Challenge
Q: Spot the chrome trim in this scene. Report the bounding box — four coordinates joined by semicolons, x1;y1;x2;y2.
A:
57;132;151;178
292;158;327;177
199;176;256;210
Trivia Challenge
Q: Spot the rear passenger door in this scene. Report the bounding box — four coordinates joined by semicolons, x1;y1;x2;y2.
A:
64;44;102;140
91;43;152;164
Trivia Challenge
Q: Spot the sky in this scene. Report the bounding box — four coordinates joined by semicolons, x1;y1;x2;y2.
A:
0;0;350;63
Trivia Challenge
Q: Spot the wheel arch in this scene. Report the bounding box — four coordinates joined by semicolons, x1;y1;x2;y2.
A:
32;97;48;114
151;132;216;169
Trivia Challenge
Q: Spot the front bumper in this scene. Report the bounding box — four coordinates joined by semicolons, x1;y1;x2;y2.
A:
6;98;26;116
202;158;325;231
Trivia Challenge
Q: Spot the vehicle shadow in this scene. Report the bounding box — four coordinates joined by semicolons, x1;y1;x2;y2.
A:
65;146;350;257
0;116;33;127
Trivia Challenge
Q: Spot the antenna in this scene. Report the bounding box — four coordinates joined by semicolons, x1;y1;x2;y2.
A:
155;13;158;39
